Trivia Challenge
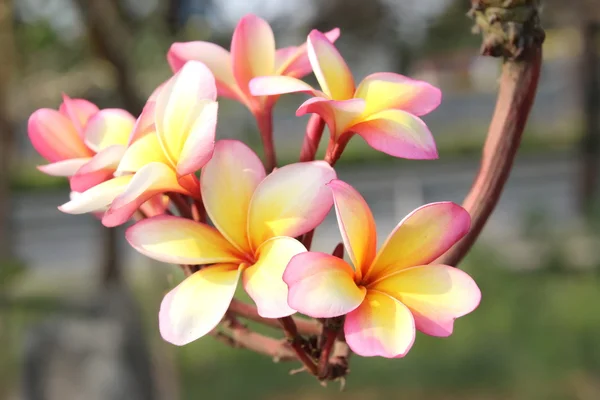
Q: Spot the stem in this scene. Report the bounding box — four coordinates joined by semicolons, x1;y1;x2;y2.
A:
324;134;351;167
300;115;326;162
299;229;315;250
279;316;319;375
255;107;277;173
168;193;193;219
317;328;337;379
436;0;544;266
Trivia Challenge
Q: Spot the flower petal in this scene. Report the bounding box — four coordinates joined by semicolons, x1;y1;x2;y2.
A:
368;202;471;280
37;158;91;177
248;161;336;250
350;109;438;159
159;264;242;346
116;133;171;175
84;109;136;152
201;140;266;254
70;145;126;192
283;252;365;318
139;194;169;218
354;72;442;117
176;101;217;176
231;14;275;98
168;41;244;101
58;175;132;214
155;60;217;166
307;30;354;100
296;97;364;139
370;265;481;337
327;179;376;279
126;215;243;265
103;162;189;227
275;28;341;77
344;290;415;358
59;95;99;137
249;75;317;97
128;101;156;145
243;237;306;318
28;109;93;162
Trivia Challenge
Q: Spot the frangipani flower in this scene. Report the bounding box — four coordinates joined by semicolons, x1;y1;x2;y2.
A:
28;95;136;192
284;180;480;358
250;31;442;160
125;140;336;345
59;61;218;227
168;14;339;115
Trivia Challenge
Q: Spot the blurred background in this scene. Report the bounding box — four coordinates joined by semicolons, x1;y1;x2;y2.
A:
1;0;600;399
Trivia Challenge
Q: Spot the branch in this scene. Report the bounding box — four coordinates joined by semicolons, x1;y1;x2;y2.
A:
436;0;544;266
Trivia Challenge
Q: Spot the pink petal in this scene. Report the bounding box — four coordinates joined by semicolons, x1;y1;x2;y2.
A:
307;30;354;100
176;101;217;176
275;28;341;77
249;75;317;97
283;252;365;318
231;14;276;100
370;265;481;337
59;95;99;137
37;158;91;177
355;72;442;117
128;101;156;145
201;140;266;254
28;109;93;162
126;215;243;265
247;160;336;250
70;145;126;192
327;179;377;279
344;290;415;358
368;202;471;281
242;237;306;318
138;194;169;218
167;41;244;102
296;97;364;139
350;109;438;159
159;264;242;346
84;109;136;152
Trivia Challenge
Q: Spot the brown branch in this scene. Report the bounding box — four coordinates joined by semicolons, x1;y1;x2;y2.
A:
279;316;319;375
436;0;544;267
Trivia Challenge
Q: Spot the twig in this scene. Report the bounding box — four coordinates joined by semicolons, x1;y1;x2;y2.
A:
279;316;319;375
300;115;326;162
167;193;193;219
255;107;277;173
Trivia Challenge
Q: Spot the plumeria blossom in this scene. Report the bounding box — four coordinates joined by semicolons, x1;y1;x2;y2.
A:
284;180;481;358
125;140;336;345
167;13;339;115
58;61;218;227
250;30;442;160
28;95;135;192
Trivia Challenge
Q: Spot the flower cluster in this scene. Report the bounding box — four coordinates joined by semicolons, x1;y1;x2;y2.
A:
28;14;480;365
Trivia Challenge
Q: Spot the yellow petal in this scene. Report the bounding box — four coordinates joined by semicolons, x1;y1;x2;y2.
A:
84;109;136;152
116;132;171;175
307;30;354;100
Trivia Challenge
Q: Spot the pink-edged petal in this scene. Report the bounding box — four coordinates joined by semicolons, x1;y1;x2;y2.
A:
138;194;169;218
155;61;217;166
242;237;306;318
37;158;91;177
201;140;266;254
70;145;126;192
296;97;364;139
249;75;317;97
102;162;189;227
116;133;171;175
367;202;471;281
128;101;156;145
167;41;244;101
327;179;376;279
59;95;99;137
248;161;336;250
283;252;365;318
307;30;354;100
84;109;136;152
176;101;217;176
350;109;438;159
231;14;276;99
344;290;415;358
159;264;242;346
355;72;442;117
28;109;93;162
275;28;341;77
58;175;132;215
126;215;243;265
370;265;481;337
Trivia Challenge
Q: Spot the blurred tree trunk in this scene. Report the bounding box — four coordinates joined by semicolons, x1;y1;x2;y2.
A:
579;21;600;214
0;0;15;262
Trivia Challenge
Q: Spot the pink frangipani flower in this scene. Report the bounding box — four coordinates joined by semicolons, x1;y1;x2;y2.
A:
283;180;481;358
167;14;339;116
250;30;442;160
125;140;336;346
